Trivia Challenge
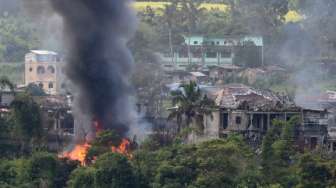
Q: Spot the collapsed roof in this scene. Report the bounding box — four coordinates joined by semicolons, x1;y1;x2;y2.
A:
212;84;297;111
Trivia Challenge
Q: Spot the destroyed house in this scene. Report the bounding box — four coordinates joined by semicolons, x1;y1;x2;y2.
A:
197;84;329;150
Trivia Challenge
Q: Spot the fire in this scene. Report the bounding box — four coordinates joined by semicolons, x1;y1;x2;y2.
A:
61;138;132;165
60;119;132;164
111;138;132;157
61;142;91;165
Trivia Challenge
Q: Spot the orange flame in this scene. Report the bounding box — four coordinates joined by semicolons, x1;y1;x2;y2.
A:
111;138;132;157
60;118;132;164
61;138;132;165
61;142;91;165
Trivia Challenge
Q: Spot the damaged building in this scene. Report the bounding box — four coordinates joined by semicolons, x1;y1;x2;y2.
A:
34;95;74;151
190;84;330;151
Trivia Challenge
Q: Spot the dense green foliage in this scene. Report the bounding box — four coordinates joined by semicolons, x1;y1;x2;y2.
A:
0;152;79;188
0;118;336;187
0;84;44;157
0;16;39;62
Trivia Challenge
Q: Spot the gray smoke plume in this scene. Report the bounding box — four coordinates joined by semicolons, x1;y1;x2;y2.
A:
281;0;336;109
49;0;138;138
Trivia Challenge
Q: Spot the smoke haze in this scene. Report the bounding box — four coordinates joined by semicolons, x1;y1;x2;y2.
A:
277;1;336;109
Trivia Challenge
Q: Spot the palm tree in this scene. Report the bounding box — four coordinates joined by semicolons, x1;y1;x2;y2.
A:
168;81;215;134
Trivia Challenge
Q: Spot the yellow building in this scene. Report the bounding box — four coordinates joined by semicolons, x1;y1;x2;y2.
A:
25;50;66;95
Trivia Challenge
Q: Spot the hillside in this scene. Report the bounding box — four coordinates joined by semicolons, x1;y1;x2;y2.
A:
132;1;302;23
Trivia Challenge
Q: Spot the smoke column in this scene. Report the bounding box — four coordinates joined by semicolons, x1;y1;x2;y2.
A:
48;0;138;139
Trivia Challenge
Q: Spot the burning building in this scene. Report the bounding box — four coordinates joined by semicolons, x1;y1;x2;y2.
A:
21;0;144;163
22;0;142;162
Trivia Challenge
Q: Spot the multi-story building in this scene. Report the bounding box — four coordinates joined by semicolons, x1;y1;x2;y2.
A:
25;50;67;95
182;84;330;151
160;35;263;71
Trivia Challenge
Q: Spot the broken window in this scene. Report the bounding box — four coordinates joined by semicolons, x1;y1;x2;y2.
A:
310;137;317;149
263;115;268;131
222;113;228;129
252;114;261;128
236;116;242;124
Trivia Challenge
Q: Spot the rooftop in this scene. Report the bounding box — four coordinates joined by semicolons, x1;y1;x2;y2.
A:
30;50;58;56
212;84;296;111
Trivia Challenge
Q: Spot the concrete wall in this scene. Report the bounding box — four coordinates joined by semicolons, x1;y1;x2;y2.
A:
25;52;66;95
227;111;249;131
187;110;220;144
203;110;220;138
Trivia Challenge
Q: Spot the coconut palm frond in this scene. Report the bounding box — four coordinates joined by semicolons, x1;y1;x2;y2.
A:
168;81;215;135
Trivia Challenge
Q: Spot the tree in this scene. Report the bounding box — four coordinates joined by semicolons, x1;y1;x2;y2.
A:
25;83;46;96
135;135;259;188
233;0;289;35
70;152;140;188
158;0;180;62
67;167;96;188
168;81;215;134
296;154;334;188
24;152;59;187
85;130;122;164
0;16;40;62
0;76;14;91
93;153;138;188
0;160;17;186
261;116;299;186
12;152;77;188
10;92;43;153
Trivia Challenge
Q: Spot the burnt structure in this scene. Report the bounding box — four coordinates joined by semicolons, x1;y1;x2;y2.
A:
34;95;74;151
193;84;330;150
